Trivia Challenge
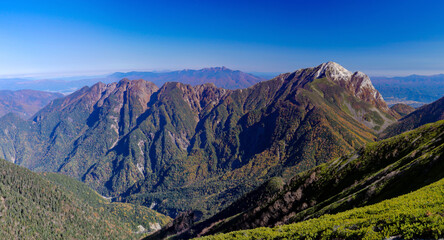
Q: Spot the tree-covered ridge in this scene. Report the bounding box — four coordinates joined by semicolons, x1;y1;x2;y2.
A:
160;119;444;239
390;103;415;118
198;176;444;240
42;172;171;232
0;62;393;219
0;158;136;239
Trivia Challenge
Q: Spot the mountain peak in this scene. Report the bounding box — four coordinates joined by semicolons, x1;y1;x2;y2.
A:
322;61;345;69
314;61;352;80
311;62;389;111
201;66;232;72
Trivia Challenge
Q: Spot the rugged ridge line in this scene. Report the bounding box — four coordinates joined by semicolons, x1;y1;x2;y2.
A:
0;62;394;219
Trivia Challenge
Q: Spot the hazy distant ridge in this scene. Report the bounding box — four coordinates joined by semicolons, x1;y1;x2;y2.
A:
372;74;444;106
0;67;265;93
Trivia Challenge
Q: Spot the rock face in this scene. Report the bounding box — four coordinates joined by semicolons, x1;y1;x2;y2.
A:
0;62;394;219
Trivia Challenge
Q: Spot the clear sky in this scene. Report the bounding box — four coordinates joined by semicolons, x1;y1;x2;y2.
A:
1;0;444;77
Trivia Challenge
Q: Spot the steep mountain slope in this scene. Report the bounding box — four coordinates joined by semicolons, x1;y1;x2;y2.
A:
372;74;444;106
0;157;166;239
200;176;444;240
108;67;265;89
0;89;63;118
0;62;394;219
390;103;415;117
160;120;444;239
381;96;444;139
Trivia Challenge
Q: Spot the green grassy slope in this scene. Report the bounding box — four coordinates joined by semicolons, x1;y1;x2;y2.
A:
199;176;444;240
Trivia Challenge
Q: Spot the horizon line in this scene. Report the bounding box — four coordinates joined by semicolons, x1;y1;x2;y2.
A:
0;67;443;80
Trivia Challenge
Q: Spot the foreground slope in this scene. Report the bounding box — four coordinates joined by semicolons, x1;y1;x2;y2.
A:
0;158;149;239
160;120;444;239
0;62;394;218
200;176;444;240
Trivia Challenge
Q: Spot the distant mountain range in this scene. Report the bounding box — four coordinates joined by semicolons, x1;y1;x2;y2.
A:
372;74;444;107
107;67;265;89
0;90;63;118
0;67;265;93
0;62;395;219
2;69;442;109
0;68;263;118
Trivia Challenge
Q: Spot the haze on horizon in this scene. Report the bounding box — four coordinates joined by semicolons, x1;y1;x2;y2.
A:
1;0;444;78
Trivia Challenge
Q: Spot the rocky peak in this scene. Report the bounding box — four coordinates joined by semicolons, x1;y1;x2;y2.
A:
201;66;232;72
350;71;387;110
270;62;388;111
314;61;352;81
313;62;389;111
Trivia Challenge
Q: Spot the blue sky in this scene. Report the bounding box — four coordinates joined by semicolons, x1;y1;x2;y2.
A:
1;0;444;77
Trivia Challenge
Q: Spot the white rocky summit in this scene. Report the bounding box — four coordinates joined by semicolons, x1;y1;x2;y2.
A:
314;62;388;111
315;61;352;81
